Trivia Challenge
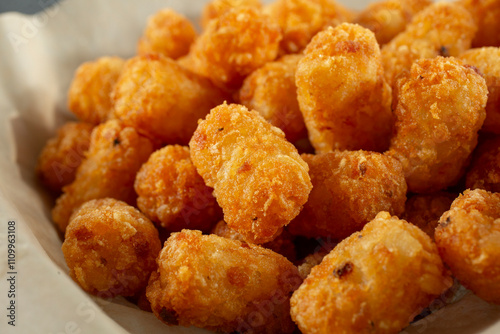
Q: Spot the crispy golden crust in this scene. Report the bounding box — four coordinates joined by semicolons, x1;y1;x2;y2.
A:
460;47;500;134
134;145;221;233
211;220;296;261
62;198;161;297
355;0;431;45
186;7;282;91
112;54;228;145
461;0;500;48
435;189;500;304
403;192;456;239
189;103;312;244
291;212;452;334
36;122;93;192
264;0;352;54
288;151;407;239
52;120;154;233
146;230;302;333
295;23;393;153
381;2;477;86
466;137;500;192
200;0;262;29
387;57;488;193
137;9;196;59
68;56;125;125
297;249;331;279
239;54;307;143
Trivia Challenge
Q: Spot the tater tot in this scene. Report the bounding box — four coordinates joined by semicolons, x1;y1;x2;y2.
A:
288;150;407;239
36;122;93;192
264;0;352;54
146;229;302;333
68;56;125;125
189;103;312;244
186;7;282;91
435;189;500;304
461;0;500;48
295;23;393;153
381;2;476;86
387;57;488;193
460;47;500;134
403;192;456;239
212;220;296;261
62;198;161;298
291;212;452;334
112;54;228;145
239;54;307;143
466;137;500;193
355;0;431;45
200;0;262;29
52;120;154;233
134;145;221;233
137;9;196;59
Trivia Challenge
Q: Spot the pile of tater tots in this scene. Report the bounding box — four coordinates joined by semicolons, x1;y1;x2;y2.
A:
35;0;500;333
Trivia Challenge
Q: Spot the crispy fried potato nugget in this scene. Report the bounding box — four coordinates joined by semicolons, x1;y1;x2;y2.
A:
291;212;452;334
112;54;228;145
137;9;196;59
36;122;93;192
68;56;125;125
288;151;407;239
355;0;431;45
466;137;500;192
186;7;282;91
134;145;221;233
381;2;476;86
239;54;307;143
460;47;500;134
435;189;500;304
387;57;488;193
62;198;161;298
52;120;154;233
264;0;353;54
189;103;312;244
403;192;456;239
146;229;302;333
200;0;262;30
461;0;500;48
212;220;296;261
296;23;393;153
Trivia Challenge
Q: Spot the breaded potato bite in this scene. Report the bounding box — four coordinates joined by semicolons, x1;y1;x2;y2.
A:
186;7;282;91
135;145;221;233
112;54;228;145
146;229;302;333
200;0;262;29
461;0;500;48
68;56;125;125
381;2;476;86
355;0;431;45
435;189;500;304
403;192;456;239
264;0;352;54
212;220;296;261
62;198;161;298
52;120;154;233
387;57;488;193
291;212;452;334
288;151;407;239
460;47;500;134
189;103;312;244
137;9;196;59
239;54;307;143
466;137;500;192
36;122;93;192
295;23;393;153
